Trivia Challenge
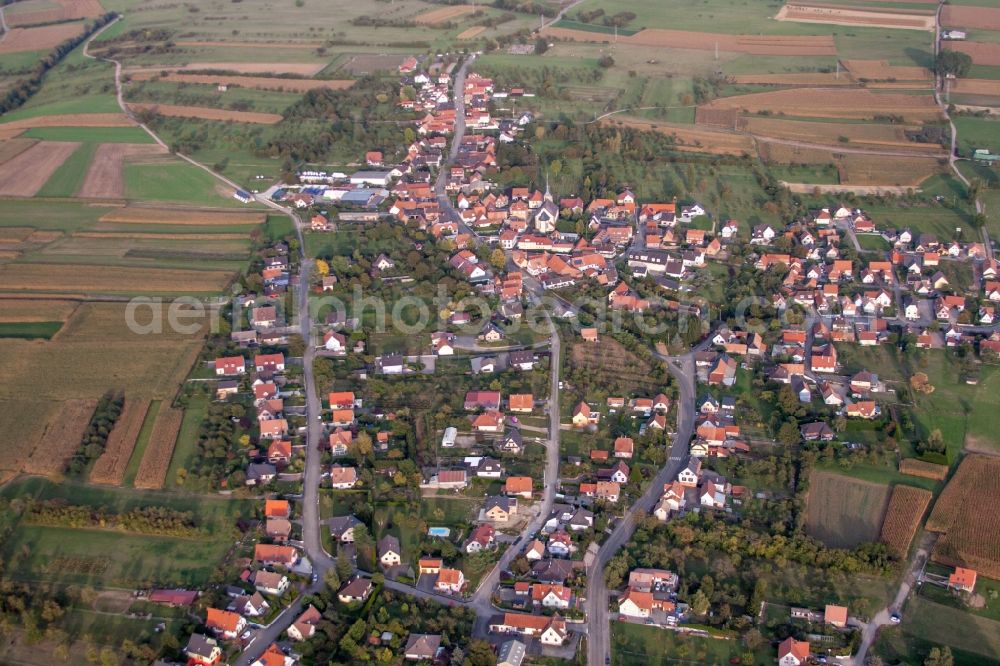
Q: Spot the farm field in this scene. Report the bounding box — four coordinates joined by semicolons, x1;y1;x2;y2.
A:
700;88;941;120
20;126;155;143
21;399;98;477
0;22;87;54
0;263;234;294
601;116;754;156
89;399;153;485
542;26;838;56
926;455;1000;578
127;102;284;124
0;297;79;322
879;485;933;557
945;42;1000;66
133;405;183;490
891;597;1000;664
0;141;81;196
776;4;935;31
804;470;891;548
4;0;105;27
121;400;161;488
128;72;355;92
758;142;945;186
35;142;98;198
122;161;245;205
952;115;1000;156
744;117;943;152
78;143;169;198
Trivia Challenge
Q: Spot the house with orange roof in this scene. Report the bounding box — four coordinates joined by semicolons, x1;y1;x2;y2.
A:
435;567;465;594
489;613;568;645
253;544;298;567
265;499;290;519
572;402;598;427
508;394;533;413
614;436;634;458
949;567;977;593
824;604;848;628
531;583;572;609
205;608;246;640
778;637;810;666
505;476;533;498
330;465;358;489
328;391;355;409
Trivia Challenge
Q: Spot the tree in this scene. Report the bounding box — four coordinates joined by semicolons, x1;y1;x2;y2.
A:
462;640;495;666
489;248;506;270
535;37;549;55
598;55;615;68
935;51;972;78
336;549;354;580
778;421;801;446
315;259;330;276
550;159;562;176
324;568;341;592
355;431;373;457
689;589;710;616
924;647;954;666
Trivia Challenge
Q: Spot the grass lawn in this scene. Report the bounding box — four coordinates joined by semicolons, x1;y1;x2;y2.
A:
21;126;156;143
919;574;1000;623
420;496;479;526
123;161;239;206
36;142;97;198
857;234;891;251
953;115;1000;157
866;203;976;241
122;400;161;487
2;94;123;121
0;321;64;339
612;621;772;666
165;397;208;490
814;461;941;493
878;596;1000;664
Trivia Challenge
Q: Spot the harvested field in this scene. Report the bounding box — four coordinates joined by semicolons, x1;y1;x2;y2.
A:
415;4;475;25
0;227;35;243
0;22;86;54
944;42;1000;68
0;138;39;164
700;88;941;120
127;103;282;125
127;72;354;93
804;470;891;548
730;72;856;86
0;113;134;132
0;297;78;322
541;26;838;56
173;40;323;49
926;455;1000;579
879;485;933;558
899;458;948;481
0;127;25;141
0;263;234;294
100;207;265;226
602;117;753;156
133;407;182;490
0;141;80;197
73;231;249;241
5;0;104;27
950;79;1000;97
0;400;59;477
89;399;151;485
126;62;326;76
745;117;944;153
942;6;1000;32
776;4;934;30
841;60;932;82
694;107;742;129
78;143;168;199
458;26;487;40
22;399;98;476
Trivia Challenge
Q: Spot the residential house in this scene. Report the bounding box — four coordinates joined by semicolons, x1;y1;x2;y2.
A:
483;496;518;522
205;608;246;640
379;535;402;567
254;571;289;596
338;578;373;604
778;638;810;666
825;604;848;628
435;568;465;593
464;523;495;553
330;465;358;489
253;544;298;567
404;634;442;662
185;634;222;666
489;613;568;646
505;476;533;498
287;605;322;641
329;515;363;543
949;567;977;593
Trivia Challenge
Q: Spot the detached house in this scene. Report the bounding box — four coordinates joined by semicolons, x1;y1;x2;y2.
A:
205;608;246;640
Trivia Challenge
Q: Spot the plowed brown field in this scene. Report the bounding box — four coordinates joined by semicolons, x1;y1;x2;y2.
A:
126;62;326;76
458;26;487;40
128;103;282;124
541;26;838;55
128;72;354;92
0;297;78;322
942;5;1000;31
0;113;134;132
945;42;1000;67
0;23;87;53
100;207;265;226
951;79;1000;97
78;143;168;199
700;88;941;120
6;0;104;27
0;141;80;196
0;138;39;164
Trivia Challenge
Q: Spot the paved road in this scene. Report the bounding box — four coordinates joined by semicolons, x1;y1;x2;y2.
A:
585;350;698;666
434;55;479;240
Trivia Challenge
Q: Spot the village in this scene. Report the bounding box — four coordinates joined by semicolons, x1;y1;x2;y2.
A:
119;48;1000;666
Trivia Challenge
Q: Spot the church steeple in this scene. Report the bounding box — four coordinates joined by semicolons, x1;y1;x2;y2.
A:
544;171;552;202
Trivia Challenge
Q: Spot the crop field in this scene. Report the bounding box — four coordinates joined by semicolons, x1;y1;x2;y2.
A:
0;137;39;163
90;399;152;485
943;5;1000;31
776;4;935;30
745;117;943;153
730;72;856;86
21;126;154;143
700;88;941;120
21;399;98;477
127;102;283;124
414;4;476;25
339;54;410;75
601;116;754;155
0;297;78;322
457;26;487;40
133;407;183;490
946;42;1000;67
122;161;246;205
100;207;265;226
36;142;98;198
885;597;1000;664
542;26;839;55
128;72;354;92
927;455;1000;578
804;470;891;548
879;485;933;557
0;263;234;294
899;458;949;481
758;142;944;186
951;79;1000;96
841;59;932;81
126;62;327;76
78;143;169;199
0;22;86;54
0;141;80;196
4;0;104;27
0;113;135;133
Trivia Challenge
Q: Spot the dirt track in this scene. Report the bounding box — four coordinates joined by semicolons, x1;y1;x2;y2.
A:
0;141;80;196
541;26;838;55
127;103;283;124
78;143;168;198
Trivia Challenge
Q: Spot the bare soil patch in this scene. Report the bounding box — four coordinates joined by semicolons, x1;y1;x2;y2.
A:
942;6;1000;31
415;5;476;25
128;72;354;92
78;143;168;199
99;207;265;226
945;42;1000;67
0;141;80;196
542;26;837;56
777;4;934;30
128;103;282;124
0;138;39;164
6;0;104;26
0;22;86;54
